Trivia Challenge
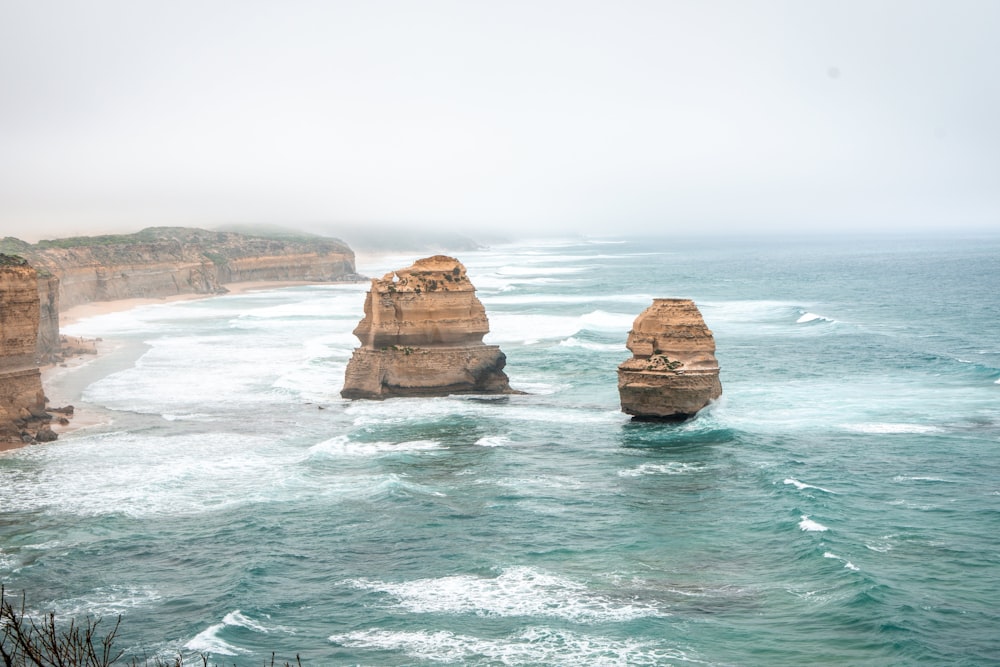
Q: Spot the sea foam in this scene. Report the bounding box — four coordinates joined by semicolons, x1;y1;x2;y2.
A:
487;310;635;344
0;432;302;518
184;610;270;656
618;462;704;477
841;423;944;434
483;293;653;306
784;478;837;494
892;475;951;483
308;435;441;458
345;566;665;623
475;435;512;447
823;552;860;571
185;623;242;656
558;337;626;352
798;515;829;532
329;627;690;666
796;311;835;324
184;609;278;655
496;266;587;277
49;586;161;617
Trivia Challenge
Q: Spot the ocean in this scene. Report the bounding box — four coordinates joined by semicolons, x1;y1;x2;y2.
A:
2;235;999;665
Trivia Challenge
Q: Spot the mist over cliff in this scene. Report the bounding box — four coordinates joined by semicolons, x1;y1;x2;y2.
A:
3;2;998;241
2;226;359;310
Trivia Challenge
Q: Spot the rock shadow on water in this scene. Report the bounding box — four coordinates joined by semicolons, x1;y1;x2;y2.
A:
617;416;739;451
351;413;492;448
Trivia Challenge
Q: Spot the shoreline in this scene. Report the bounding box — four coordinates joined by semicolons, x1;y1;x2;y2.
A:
36;279;358;445
58;279;327;327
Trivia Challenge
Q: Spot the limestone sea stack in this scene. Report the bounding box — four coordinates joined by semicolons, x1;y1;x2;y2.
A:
341;255;515;399
617;298;722;420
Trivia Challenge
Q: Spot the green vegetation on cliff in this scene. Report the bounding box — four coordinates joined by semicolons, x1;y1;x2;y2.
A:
0;253;29;267
0;238;32;258
3;227;354;268
24;226;350;253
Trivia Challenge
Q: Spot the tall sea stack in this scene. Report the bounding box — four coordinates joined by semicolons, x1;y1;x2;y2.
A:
341;255;514;399
617;298;722;420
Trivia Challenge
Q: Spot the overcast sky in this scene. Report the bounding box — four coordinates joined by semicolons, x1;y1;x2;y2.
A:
1;0;998;241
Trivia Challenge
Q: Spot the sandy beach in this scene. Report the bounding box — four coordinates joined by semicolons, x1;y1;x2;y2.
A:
58;280;324;327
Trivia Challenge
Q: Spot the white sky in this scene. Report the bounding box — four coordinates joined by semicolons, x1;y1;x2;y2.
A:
1;0;998;241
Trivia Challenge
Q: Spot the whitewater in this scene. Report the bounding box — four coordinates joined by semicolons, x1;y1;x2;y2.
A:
2;235;999;665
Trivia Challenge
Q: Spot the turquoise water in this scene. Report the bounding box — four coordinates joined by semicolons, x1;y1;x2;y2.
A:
2;235;999;665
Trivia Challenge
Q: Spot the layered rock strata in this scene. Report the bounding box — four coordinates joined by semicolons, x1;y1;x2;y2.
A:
0;255;58;446
342;256;514;399
617;298;722;420
2;227;359;310
36;273;61;362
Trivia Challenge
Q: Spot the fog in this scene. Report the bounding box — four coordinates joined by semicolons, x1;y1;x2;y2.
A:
1;0;998;242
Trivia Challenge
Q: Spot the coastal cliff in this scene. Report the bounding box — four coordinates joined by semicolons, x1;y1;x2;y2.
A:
2;227;359;310
0;255;57;446
617;298;722;420
342;255;514;399
36;273;60;361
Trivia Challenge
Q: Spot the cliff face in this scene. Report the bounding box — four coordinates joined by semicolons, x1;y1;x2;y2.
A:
36;273;60;361
617;298;722;420
0;256;55;446
5;227;358;310
342;255;514;399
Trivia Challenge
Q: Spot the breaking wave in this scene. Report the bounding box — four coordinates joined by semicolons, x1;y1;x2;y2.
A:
329;627;693;666
798;516;829;532
344;566;666;623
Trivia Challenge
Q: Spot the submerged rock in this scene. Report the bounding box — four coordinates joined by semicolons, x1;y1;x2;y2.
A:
617;298;722;420
341;256;516;399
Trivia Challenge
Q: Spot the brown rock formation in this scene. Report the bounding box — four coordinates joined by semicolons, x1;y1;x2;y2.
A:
342;256;514;399
36;273;60;362
0;255;55;446
3;227;359;310
617;298;722;420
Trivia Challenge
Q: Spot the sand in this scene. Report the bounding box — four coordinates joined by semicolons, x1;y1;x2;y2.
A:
58;280;322;326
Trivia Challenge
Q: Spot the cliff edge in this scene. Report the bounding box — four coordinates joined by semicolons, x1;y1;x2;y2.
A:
617;298;722;420
341;255;515;399
1;227;360;311
0;255;59;446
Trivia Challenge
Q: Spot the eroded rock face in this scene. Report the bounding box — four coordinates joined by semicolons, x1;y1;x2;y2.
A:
0;255;53;446
342;256;514;399
617;298;722;420
36;273;60;362
5;227;359;310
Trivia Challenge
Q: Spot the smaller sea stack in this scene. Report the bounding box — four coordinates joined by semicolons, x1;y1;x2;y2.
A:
617;298;722;420
341;255;515;399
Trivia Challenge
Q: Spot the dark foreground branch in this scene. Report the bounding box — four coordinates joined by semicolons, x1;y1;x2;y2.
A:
1;587;300;667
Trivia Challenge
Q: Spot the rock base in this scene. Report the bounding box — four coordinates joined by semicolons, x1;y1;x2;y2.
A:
618;362;722;420
342;345;514;399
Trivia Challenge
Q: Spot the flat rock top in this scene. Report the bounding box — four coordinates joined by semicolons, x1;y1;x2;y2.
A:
374;255;472;293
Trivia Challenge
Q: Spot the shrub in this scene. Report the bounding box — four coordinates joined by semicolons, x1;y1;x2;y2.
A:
0;587;300;667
